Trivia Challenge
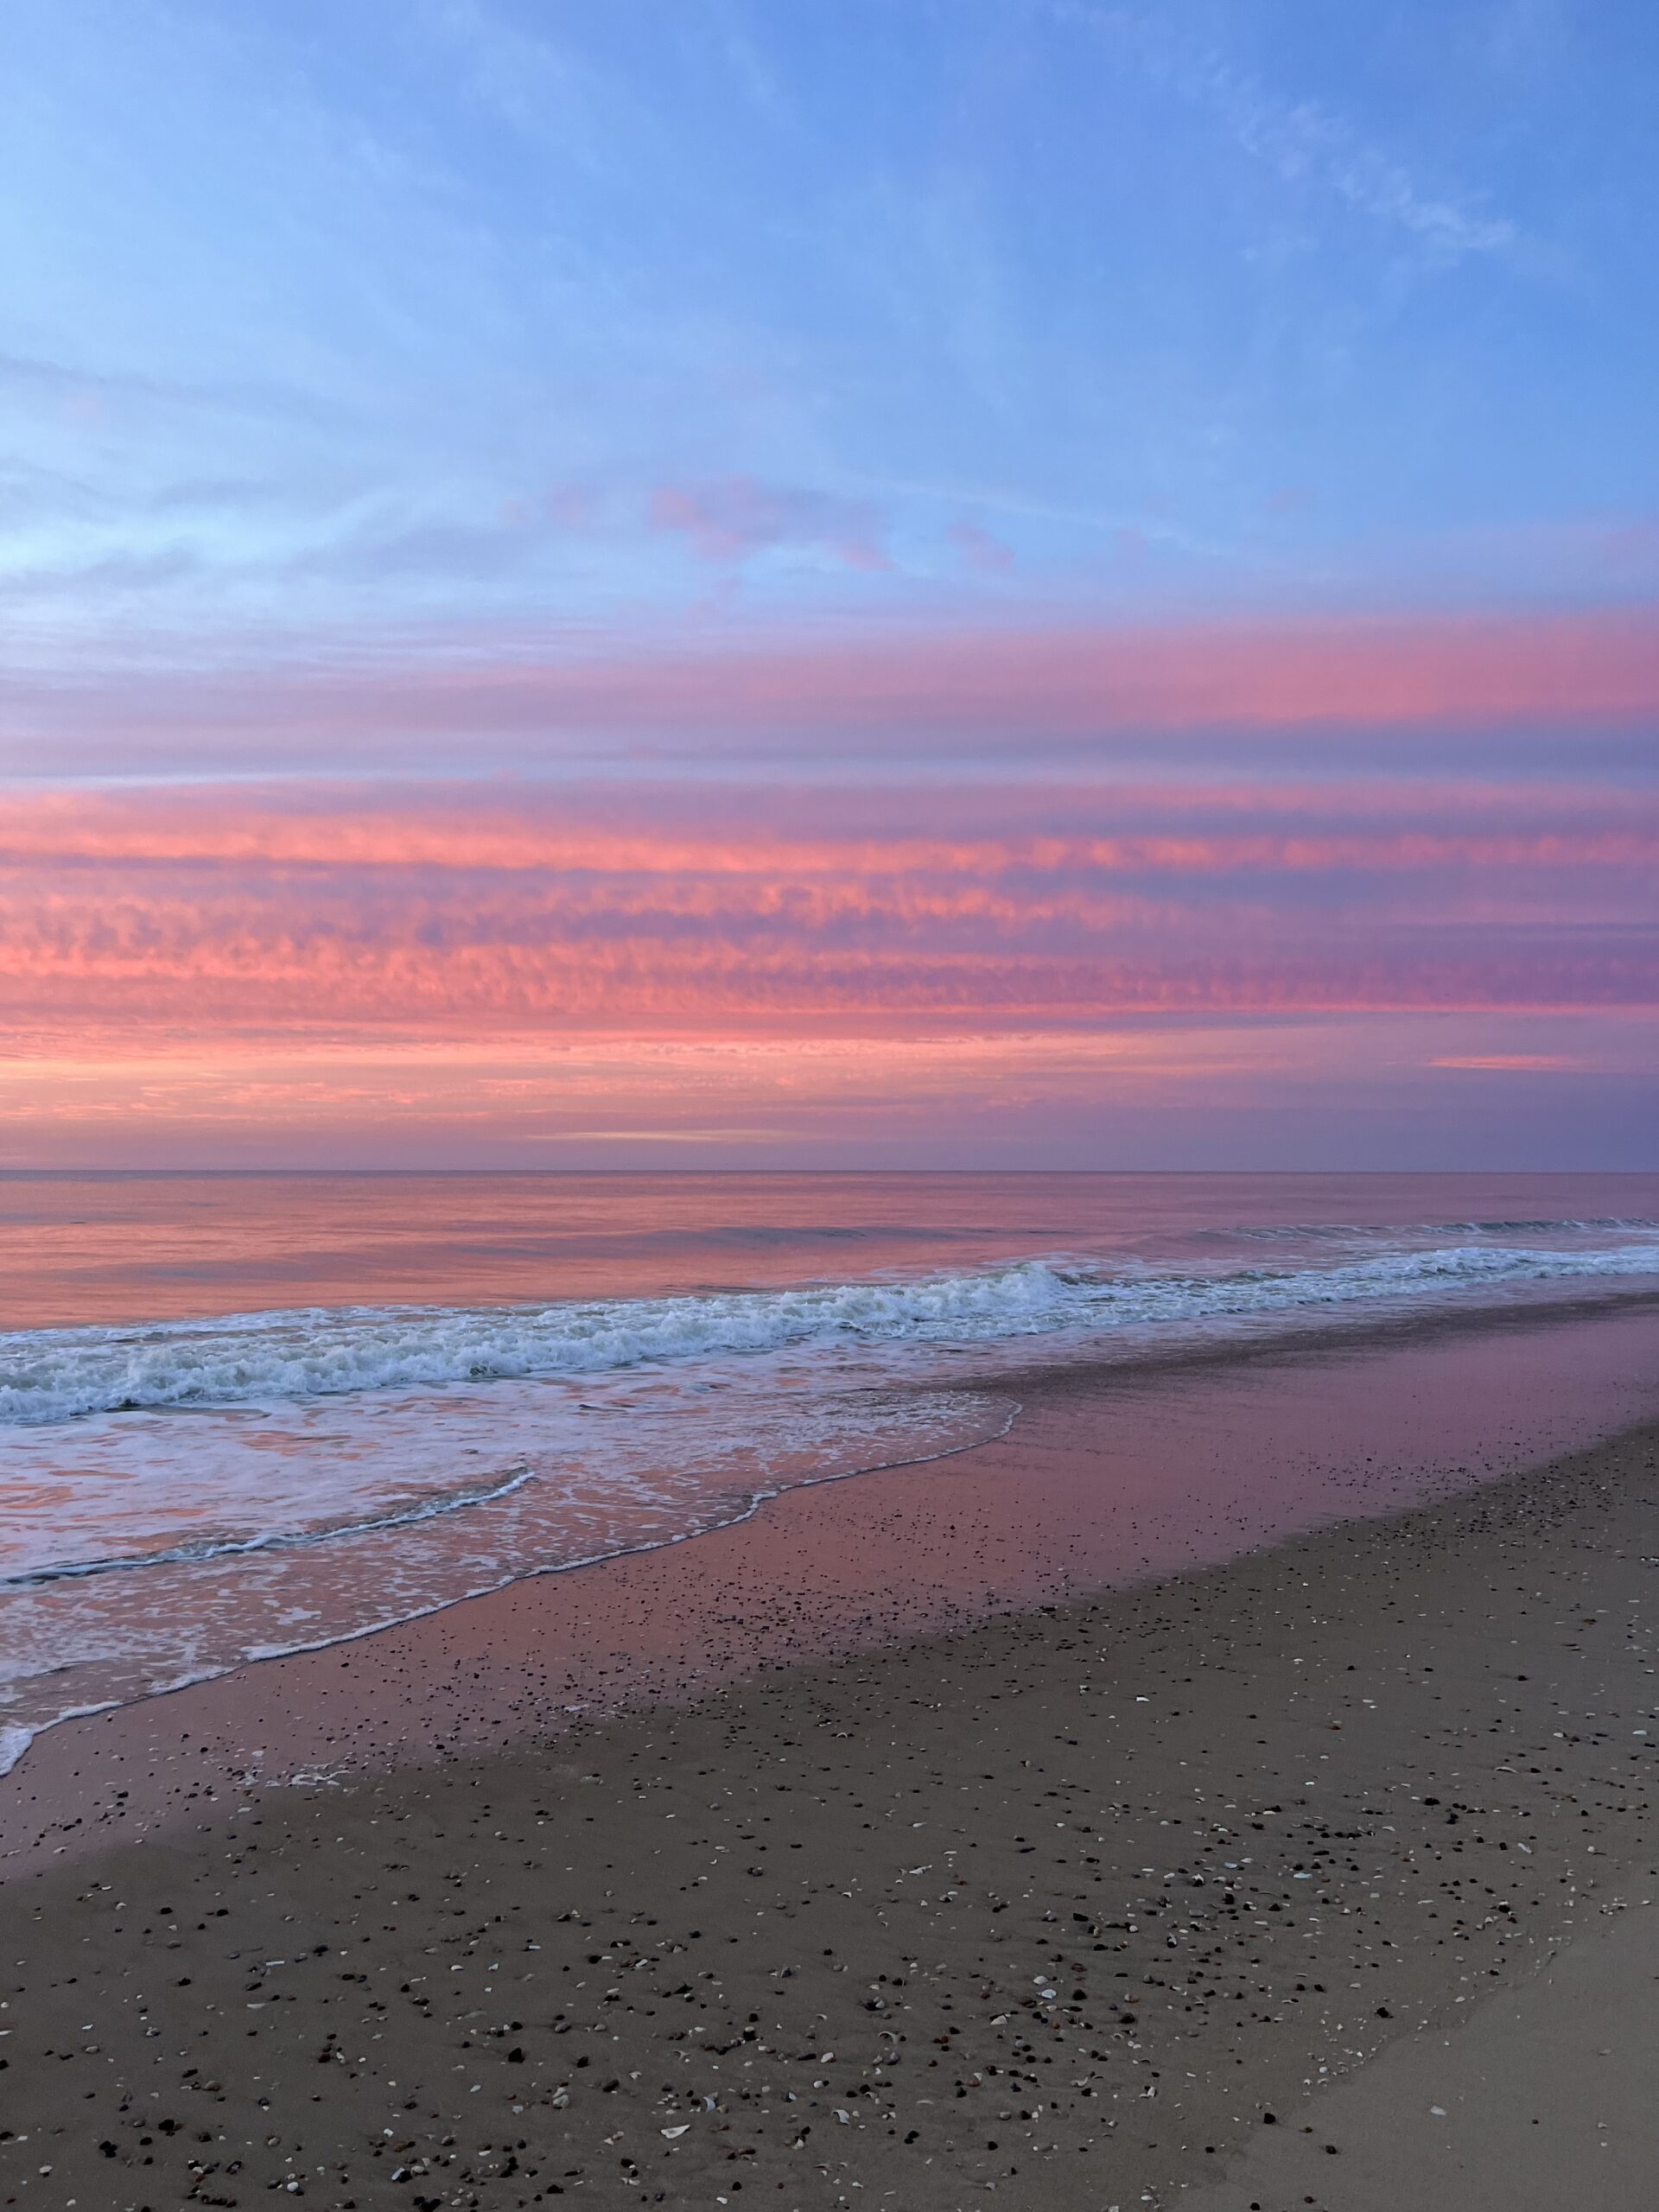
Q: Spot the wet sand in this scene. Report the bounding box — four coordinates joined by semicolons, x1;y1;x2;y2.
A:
2;1325;1657;2208
8;1299;1659;1854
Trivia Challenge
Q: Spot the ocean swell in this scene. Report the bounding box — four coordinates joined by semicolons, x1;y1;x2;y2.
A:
6;1230;1659;1428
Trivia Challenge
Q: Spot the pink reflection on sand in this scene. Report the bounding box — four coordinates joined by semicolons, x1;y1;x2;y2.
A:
5;1298;1656;1861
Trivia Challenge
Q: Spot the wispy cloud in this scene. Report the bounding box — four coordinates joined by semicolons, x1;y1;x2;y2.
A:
4;760;1654;1057
948;520;1014;575
9;604;1656;778
0;349;348;431
1057;3;1519;264
648;476;890;571
1427;1053;1580;1070
0;546;201;601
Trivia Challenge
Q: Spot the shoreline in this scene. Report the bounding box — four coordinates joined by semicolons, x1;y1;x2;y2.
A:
2;1333;1657;2202
6;1282;1659;1815
0;1398;1025;1793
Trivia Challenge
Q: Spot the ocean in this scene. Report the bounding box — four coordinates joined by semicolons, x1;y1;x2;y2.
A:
5;1169;1659;1777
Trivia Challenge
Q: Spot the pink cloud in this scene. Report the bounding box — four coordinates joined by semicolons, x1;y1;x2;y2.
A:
397;605;1659;733
6;603;1658;1159
647;475;889;569
3;766;1656;1052
7;776;1659;877
947;520;1014;574
10;605;1659;779
23;774;1659;868
1427;1055;1580;1071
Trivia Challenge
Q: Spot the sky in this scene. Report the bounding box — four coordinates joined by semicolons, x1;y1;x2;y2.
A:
2;0;1657;1168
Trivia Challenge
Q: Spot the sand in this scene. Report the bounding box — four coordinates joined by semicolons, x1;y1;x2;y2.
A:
1;1363;1656;2209
1182;1904;1659;2210
9;1300;1657;1855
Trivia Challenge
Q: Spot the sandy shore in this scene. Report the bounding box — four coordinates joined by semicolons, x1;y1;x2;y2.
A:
8;1298;1657;1860
1;1358;1656;2208
1181;1900;1659;2210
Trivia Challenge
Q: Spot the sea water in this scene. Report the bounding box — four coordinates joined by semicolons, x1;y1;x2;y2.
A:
4;1170;1659;1774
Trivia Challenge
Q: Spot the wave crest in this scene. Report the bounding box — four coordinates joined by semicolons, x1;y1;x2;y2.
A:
5;1227;1659;1429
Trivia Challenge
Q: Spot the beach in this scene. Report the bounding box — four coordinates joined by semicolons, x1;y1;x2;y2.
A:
15;6;1659;2200
3;1317;1657;2210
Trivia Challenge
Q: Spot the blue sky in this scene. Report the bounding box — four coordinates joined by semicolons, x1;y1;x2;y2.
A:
3;3;1658;1169
5;0;1658;666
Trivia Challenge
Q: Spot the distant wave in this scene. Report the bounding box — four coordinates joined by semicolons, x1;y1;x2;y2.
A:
1207;1214;1659;1243
5;1224;1659;1428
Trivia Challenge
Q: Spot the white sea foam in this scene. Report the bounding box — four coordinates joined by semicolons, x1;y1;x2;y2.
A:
5;1208;1659;1787
2;1465;538;1589
0;1385;1014;1780
4;1232;1659;1427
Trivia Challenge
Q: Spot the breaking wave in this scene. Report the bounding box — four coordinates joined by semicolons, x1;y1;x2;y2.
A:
7;1228;1659;1428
